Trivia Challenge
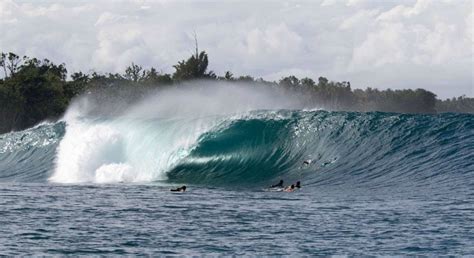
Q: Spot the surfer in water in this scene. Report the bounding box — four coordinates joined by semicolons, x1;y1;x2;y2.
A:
300;159;311;169
271;180;284;188
170;185;186;192
295;181;301;189
284;184;295;192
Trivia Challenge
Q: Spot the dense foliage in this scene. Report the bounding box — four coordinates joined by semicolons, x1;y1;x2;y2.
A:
0;51;472;133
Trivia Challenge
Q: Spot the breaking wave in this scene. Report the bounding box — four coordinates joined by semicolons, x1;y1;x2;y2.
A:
0;84;472;191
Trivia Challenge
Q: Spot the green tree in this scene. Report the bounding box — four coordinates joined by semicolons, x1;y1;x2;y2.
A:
279;76;300;90
218;71;234;81
65;72;89;99
143;68;173;86
15;58;68;127
172;51;215;81
124;63;145;82
0;52;27;78
0;56;69;131
236;75;254;82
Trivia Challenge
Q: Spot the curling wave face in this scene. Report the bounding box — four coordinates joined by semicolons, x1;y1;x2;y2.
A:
168;111;474;191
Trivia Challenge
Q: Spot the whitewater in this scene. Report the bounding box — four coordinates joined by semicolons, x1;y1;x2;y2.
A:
1;83;473;255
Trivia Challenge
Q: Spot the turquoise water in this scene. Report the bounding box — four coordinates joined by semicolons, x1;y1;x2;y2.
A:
0;110;473;255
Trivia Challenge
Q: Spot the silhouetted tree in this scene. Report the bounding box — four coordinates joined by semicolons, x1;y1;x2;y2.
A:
436;95;474;113
0;52;27;78
236;75;255;82
173;51;215;81
279;75;300;90
143;68;173;86
124;63;145;82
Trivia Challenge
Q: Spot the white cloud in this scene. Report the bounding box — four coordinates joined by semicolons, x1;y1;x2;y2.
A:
350;22;408;69
95;12;129;26
376;0;431;21
0;0;472;98
346;0;370;7
320;0;338;7
245;23;302;58
345;0;472;97
339;9;380;30
467;11;473;46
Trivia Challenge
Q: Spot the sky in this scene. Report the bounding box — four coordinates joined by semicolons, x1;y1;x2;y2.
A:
0;0;472;99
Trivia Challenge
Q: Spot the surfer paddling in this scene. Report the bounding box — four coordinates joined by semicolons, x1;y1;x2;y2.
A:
295;181;301;189
170;185;186;192
284;182;301;192
284;184;295;192
270;179;284;188
268;180;301;192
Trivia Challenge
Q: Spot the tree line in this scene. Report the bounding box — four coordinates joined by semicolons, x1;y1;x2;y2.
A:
0;51;472;133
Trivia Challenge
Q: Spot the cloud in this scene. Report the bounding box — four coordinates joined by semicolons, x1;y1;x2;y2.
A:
339;9;380;30
245;23;303;59
95;12;129;26
350;22;408;69
320;0;338;7
346;0;370;7
0;0;471;98
376;0;430;21
345;0;472;97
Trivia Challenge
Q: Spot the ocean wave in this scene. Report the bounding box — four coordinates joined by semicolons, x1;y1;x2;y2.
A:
0;109;472;191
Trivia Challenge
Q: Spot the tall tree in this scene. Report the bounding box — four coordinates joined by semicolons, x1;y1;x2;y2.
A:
172;34;215;81
173;51;214;81
124;63;145;82
0;52;27;78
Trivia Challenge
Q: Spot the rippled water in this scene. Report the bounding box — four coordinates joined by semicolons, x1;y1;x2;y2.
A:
1;183;473;255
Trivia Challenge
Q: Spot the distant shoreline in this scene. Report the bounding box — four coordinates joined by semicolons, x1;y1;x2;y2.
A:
1;51;473;134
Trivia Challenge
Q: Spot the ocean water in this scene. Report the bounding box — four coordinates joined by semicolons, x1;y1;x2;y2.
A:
1;183;473;255
1;89;473;255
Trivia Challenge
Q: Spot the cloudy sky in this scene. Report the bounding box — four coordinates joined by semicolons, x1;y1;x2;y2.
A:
1;0;472;98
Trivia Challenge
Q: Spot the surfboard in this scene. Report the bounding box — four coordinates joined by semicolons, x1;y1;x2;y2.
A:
264;187;284;192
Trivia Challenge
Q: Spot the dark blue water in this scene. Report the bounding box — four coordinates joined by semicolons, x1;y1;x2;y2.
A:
0;110;473;255
1;184;473;255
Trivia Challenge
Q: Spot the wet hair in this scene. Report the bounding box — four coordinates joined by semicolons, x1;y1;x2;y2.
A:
290;184;295;189
295;181;301;188
181;185;186;191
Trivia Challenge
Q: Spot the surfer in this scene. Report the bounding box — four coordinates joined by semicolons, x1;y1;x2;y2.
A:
295;181;301;189
284;184;295;192
271;179;284;188
170;185;186;192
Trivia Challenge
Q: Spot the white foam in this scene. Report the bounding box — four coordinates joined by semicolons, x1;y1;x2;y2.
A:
95;163;134;183
50;82;303;184
50;105;215;184
50;122;127;183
